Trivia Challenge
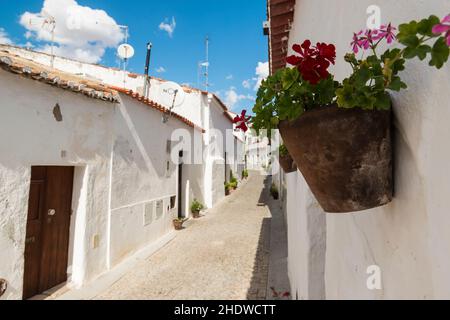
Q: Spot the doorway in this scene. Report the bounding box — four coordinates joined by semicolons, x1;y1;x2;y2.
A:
22;166;74;299
177;150;183;218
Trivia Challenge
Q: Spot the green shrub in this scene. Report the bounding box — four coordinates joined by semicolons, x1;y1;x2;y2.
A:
190;199;204;213
242;169;249;179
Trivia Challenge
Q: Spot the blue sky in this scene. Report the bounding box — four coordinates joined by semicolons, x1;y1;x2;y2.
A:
0;0;269;113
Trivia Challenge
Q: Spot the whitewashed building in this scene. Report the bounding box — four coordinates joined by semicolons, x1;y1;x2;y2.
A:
245;127;271;171
267;0;450;300
0;44;240;209
0;51;205;300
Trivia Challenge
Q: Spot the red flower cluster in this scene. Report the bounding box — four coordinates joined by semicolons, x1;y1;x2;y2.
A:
286;40;336;85
233;110;251;132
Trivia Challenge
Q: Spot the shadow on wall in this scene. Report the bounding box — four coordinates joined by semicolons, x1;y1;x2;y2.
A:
246;176;272;300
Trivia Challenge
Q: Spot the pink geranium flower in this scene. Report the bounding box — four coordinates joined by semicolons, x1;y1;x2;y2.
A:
377;23;397;44
361;29;378;49
351;31;364;53
432;14;450;46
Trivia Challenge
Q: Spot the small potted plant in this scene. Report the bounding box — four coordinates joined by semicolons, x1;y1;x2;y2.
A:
270;183;279;200
253;14;450;213
225;182;231;195
278;144;296;173
242;169;249;179
190;199;204;219
173;218;185;230
230;175;238;190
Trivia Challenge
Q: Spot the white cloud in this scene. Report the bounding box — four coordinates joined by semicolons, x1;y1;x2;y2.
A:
242;79;251;89
224;87;255;110
0;28;13;45
156;66;166;73
159;17;176;38
226;74;233;80
254;61;269;91
19;0;124;63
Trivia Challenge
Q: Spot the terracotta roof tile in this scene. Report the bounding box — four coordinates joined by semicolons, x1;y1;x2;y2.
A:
0;50;119;102
111;86;205;133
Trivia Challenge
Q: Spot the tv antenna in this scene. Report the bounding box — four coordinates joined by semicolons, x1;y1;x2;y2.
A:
159;81;186;123
116;25;134;88
27;11;56;68
198;36;210;91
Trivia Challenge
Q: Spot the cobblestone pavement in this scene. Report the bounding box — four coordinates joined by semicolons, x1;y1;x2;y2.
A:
96;172;274;300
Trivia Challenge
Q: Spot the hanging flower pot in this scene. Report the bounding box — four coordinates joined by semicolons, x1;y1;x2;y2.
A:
279;154;296;173
251;15;450;213
279;144;297;173
279;104;392;213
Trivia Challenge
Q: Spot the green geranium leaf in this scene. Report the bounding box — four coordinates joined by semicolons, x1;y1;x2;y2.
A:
416;45;432;61
374;92;391;110
354;66;371;87
281;68;299;90
388;76;407;92
398;21;418;40
429;37;450;69
417;15;441;37
400;35;420;49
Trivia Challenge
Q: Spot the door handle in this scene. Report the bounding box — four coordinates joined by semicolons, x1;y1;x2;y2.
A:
48;209;56;216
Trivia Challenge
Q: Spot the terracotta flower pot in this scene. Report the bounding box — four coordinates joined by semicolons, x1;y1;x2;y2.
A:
278;104;393;213
279;154;297;173
173;219;184;230
192;210;200;219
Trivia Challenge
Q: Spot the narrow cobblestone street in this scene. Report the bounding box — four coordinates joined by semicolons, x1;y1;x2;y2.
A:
95;172;289;300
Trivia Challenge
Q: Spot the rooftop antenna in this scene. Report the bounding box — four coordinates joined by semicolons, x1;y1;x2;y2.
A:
198;36;210;91
205;36;209;91
159;81;186;123
116;25;134;88
27;11;56;68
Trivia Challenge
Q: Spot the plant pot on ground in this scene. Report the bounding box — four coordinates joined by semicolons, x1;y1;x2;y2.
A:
225;182;231;195
270;183;279;200
173;218;184;230
191;199;204;219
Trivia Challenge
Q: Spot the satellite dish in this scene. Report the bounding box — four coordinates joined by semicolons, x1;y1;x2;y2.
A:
117;43;135;59
159;81;186;109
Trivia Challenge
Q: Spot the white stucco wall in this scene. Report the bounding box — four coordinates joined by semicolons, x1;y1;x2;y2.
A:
0;69;205;299
286;0;450;299
208;99;235;206
109;95;197;266
0;69;115;299
285;172;326;300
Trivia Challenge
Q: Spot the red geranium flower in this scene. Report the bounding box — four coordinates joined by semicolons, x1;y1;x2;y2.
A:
286;40;336;85
233;110;251;132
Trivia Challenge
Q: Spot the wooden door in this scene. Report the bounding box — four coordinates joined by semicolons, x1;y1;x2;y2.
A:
178;163;183;218
23;166;74;299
